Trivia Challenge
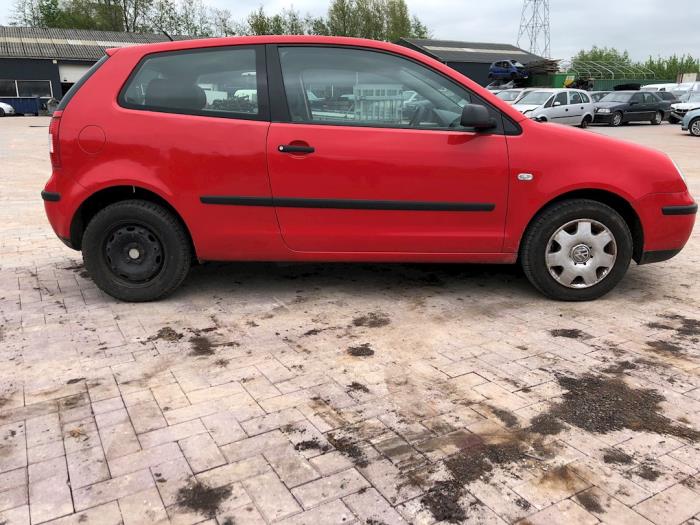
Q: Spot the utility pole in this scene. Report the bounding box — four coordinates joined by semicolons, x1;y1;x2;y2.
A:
517;0;551;58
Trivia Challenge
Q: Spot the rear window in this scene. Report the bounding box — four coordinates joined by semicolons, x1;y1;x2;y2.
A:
57;55;108;110
119;46;264;120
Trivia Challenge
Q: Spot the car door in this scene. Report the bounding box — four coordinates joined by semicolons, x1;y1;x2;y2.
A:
544;91;569;123
568;91;585;124
628;92;645;121
265;45;510;254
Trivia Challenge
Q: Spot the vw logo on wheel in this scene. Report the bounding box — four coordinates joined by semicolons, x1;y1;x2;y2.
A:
571;244;592;263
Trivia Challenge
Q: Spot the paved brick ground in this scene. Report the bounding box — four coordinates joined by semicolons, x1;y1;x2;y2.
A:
0;117;699;525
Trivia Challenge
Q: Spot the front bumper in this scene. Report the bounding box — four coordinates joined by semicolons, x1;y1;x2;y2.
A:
593;112;614;123
635;191;697;263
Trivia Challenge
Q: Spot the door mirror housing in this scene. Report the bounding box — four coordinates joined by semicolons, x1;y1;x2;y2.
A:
460;104;496;131
553;101;562;106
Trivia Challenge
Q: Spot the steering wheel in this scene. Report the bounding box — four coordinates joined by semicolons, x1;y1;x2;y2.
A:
408;100;435;128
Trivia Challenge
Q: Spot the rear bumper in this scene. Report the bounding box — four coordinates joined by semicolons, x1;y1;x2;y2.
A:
635;191;696;262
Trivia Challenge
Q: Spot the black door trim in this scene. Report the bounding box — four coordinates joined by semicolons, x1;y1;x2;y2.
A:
200;195;495;212
662;204;698;216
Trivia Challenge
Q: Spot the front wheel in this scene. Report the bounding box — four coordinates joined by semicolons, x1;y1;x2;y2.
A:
521;200;633;301
610;111;623;127
689;118;700;137
651;111;663;125
82;200;191;302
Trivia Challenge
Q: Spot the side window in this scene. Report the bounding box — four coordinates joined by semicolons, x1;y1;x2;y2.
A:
631;93;643;104
580;92;590;103
554;92;568;106
644;93;657;103
570;91;583;104
277;47;474;130
120;47;263;119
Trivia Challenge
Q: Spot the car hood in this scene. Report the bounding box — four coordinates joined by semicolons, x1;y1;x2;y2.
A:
672;102;700;111
513;104;540;113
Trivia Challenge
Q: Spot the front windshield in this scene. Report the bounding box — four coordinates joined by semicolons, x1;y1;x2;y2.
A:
600;92;633;103
497;90;521;101
517;91;553;105
685;93;700;102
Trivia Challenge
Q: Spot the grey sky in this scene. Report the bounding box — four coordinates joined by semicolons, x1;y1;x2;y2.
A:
2;0;699;60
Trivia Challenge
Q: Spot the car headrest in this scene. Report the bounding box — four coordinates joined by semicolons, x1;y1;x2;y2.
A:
145;79;207;111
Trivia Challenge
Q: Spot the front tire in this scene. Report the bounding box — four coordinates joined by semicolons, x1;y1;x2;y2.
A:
689;118;700;137
610;111;623;127
0;108;4;117
82;200;191;302
651;111;663;125
521;200;633;301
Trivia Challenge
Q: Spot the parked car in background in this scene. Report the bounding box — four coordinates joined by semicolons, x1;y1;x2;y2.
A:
594;91;670;126
41;35;696;302
513;88;595;127
669;92;700;124
488;60;529;81
485;80;515;93
0;101;16;116
682;107;700;136
671;82;700;99
655;91;680;104
641;83;678;92
589;91;611;102
496;88;538;104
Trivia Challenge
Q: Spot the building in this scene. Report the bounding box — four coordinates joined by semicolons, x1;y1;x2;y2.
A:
0;26;184;100
397;38;546;86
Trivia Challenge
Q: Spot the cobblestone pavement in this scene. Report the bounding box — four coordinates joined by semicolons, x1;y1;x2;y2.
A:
1;117;699;525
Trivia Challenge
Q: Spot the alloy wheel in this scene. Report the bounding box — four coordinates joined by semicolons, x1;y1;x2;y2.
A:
691;119;700;137
545;219;617;289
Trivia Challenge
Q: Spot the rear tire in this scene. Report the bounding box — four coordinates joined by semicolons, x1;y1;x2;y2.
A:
82;199;191;302
689;118;700;137
610;111;623;127
650;111;663;125
580;115;592;128
520;199;633;301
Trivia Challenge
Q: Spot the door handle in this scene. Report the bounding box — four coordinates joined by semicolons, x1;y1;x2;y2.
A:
278;144;315;154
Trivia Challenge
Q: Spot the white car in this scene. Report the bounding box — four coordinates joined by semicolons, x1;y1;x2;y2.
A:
513;88;595;127
495;88;538;104
669;92;700;124
0;102;16;117
641;83;678;92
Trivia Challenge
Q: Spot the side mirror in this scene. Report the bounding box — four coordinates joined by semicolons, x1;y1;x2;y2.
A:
460;104;496;131
553;101;561;106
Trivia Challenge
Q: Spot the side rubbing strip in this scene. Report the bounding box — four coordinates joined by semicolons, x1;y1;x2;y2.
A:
200;196;495;212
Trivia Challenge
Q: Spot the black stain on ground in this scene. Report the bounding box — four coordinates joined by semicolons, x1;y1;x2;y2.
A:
602;448;633;465
634;463;661;481
647;340;685;355
66;377;85;385
601;361;637;375
294;438;331;453
542;374;699;440
347;382;370;394
576;492;604;514
189;336;214;356
549;328;591;340
176;481;232;517
490;406;519;428
214;358;229;367
529;413;564;435
149;327;183;343
347;343;374;357
352;312;391;328
327;434;369;468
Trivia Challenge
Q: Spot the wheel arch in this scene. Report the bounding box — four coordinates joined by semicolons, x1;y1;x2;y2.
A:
520;188;644;263
70;185;195;254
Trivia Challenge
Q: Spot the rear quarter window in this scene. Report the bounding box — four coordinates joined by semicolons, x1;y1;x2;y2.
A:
119;46;267;120
57;55;108;110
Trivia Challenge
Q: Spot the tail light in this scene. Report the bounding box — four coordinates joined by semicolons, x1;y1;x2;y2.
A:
48;110;63;168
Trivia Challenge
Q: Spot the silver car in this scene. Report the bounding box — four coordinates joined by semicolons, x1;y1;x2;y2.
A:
513;88;596;127
0;102;16;117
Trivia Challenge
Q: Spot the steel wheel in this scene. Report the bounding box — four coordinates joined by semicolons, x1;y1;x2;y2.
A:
104;223;164;283
690;119;700;137
545;219;617;289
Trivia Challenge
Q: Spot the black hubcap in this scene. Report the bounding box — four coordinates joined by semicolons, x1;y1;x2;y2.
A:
104;225;163;283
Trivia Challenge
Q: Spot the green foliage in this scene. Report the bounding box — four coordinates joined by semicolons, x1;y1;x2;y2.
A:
573;46;699;80
9;0;429;41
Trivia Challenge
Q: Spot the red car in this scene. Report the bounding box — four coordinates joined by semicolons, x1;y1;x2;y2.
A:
42;36;697;302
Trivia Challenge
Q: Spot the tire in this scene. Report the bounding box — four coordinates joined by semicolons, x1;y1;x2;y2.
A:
0;108;4;117
580;115;592;128
650;111;663;125
520;199;633;301
610;111;623;127
689;118;700;137
82;199;191;302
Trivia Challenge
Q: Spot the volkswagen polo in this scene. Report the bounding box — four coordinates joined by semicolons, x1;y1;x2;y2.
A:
42;36;697;302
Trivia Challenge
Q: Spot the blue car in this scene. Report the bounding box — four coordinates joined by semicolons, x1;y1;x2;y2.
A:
489;59;529;81
682;107;700;137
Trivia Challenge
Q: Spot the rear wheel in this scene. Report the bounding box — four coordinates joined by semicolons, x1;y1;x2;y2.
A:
689;118;700;137
521;199;633;301
82;200;191;302
580;115;592;128
610;111;623;127
651;111;663;125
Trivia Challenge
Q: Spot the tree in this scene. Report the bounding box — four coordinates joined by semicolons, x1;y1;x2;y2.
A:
572;46;632;66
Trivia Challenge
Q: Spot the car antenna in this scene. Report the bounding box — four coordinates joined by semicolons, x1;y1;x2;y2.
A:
161;29;174;42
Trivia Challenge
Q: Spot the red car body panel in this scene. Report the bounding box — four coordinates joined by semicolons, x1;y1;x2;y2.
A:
43;35;695;266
